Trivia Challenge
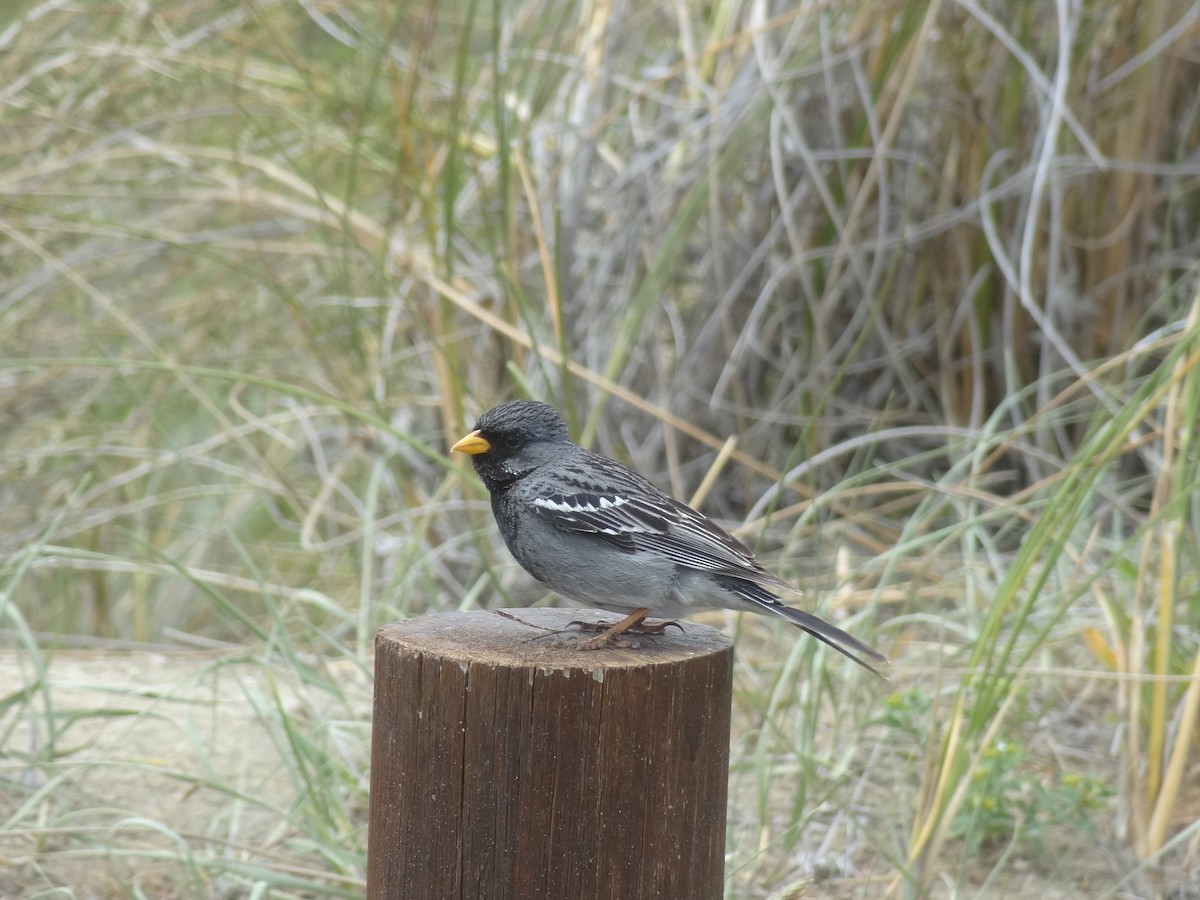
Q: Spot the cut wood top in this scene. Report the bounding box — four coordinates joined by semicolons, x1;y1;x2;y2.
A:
377;608;732;671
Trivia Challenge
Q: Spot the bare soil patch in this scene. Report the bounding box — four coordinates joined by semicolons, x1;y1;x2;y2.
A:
0;649;371;897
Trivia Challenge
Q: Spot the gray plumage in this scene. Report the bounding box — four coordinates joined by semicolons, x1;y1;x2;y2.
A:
455;400;885;675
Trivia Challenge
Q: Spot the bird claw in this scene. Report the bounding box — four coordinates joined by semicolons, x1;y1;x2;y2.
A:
574;631;641;650
566;618;682;636
564;616;683;650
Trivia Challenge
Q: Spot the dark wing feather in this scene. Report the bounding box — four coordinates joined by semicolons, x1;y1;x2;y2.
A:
714;577;887;675
526;452;790;589
526;451;886;676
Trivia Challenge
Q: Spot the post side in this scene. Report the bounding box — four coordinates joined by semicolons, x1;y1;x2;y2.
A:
366;608;734;900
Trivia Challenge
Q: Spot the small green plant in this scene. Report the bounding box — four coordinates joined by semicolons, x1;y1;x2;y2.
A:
879;686;933;738
951;740;1112;856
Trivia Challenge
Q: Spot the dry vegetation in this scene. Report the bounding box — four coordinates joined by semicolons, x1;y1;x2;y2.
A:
1;0;1199;896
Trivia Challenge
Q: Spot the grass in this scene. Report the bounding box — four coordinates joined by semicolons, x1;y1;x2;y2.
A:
2;0;1199;896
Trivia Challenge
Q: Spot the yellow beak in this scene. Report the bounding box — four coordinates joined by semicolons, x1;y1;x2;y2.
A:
451;429;491;456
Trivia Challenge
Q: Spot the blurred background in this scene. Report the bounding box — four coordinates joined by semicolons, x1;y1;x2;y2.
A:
2;0;1198;896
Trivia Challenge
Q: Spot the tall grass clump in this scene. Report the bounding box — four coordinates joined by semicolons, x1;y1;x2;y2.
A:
1;0;1198;896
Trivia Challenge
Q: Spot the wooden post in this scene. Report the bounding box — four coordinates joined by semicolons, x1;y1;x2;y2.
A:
367;608;734;900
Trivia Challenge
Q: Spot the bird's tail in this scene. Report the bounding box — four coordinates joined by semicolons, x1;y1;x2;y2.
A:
720;576;887;678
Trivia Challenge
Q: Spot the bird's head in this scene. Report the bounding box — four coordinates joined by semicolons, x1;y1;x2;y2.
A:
451;400;572;489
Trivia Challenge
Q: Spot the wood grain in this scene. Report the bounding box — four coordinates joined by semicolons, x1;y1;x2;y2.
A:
367;608;734;900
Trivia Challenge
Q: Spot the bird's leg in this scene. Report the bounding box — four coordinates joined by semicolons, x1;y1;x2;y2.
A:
569;619;684;635
573;607;650;649
571;607;681;649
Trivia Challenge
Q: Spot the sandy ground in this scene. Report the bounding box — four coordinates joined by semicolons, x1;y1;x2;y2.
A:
0;648;372;897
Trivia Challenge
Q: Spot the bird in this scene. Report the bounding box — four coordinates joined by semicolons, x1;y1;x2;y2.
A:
451;399;885;675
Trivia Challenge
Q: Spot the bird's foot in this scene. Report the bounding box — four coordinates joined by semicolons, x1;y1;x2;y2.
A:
574;630;642;650
567;618;683;636
566;608;682;650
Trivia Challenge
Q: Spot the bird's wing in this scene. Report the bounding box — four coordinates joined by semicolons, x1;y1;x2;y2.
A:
526;456;792;591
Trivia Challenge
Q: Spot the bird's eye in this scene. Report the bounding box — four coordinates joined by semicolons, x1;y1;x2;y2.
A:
496;432;519;452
